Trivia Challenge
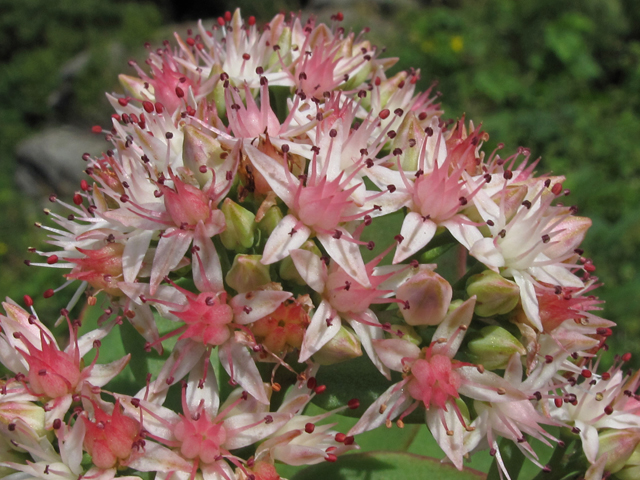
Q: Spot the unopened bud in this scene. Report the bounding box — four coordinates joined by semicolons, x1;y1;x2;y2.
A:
466;270;520;317
312;326;362;365
468;326;526;370
597;429;640;474
396;270;452;326
118;74;148;100
220;198;256;252
226;255;271;293
390;112;426;171
0;399;46;437
182;125;226;187
257;205;283;238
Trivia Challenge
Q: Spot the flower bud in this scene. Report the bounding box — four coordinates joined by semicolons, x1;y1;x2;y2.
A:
390;112;426;171
312;326;362;365
466;270;520;317
597;429;640;474
226;255;271;293
118;74;148;100
0;398;46;437
396;270;452;326
280;241;322;285
467;326;526;370
182;125;226;188
219;198;256;252
615;439;640;480
258;205;284;238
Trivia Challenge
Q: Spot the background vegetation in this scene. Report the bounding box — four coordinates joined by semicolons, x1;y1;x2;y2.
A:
1;0;638;353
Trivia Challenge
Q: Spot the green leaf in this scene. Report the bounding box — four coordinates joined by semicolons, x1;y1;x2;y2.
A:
291;451;486;480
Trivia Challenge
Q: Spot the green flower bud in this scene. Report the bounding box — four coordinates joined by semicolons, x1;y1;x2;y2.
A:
182;125;226;188
118;74;148;100
0;399;46;437
226;255;271;293
390;112;426;171
466;270;520;317
597;429;640;474
396;270;452;326
257;205;283;238
468;326;526;370
312;326;362;365
219;198;256;252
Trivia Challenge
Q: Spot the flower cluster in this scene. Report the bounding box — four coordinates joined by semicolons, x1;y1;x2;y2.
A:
2;8;638;480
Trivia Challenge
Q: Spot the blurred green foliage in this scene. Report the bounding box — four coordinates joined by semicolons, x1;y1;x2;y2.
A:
0;0;163;317
389;0;640;362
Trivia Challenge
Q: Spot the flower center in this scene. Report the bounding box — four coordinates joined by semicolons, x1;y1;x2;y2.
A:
172;292;234;346
407;353;462;410
174;414;227;464
251;300;310;356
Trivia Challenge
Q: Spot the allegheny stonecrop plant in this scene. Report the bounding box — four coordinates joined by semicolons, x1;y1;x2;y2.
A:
1;8;637;480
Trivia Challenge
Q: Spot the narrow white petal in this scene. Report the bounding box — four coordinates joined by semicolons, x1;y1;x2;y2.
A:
231;290;292;325
186;359;219;418
317;229;370;287
149;229;192;294
219;338;269;404
348;311;390;378
372;338;421;372
393;212;437;264
443;217;484;251
512;271;542;331
262;214;311;264
290;248;326;293
245;144;298;206
122;229;153;283
299;300;341;362
193;222;223;292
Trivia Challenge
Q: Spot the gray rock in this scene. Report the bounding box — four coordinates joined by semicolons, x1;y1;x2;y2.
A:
15;126;107;199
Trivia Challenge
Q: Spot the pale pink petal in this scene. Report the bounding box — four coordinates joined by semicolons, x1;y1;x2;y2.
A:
469;237;505;271
511;271;542;331
154;340;207;390
576;420;600;464
219;338;269;404
202;460;236;480
122;230;154;283
348;311;389;378
348;382;411;436
223;412;292;450
44;395;73;429
431;296;476;356
393;212;437;264
458;367;528;403
299;299;341;363
231;290;293;325
128;442;192;474
244;144;298;206
543;216;591;259
372;338;421;372
85;355;131;387
60;418;85;474
149;229;193;294
262;214;311;265
290;248;327;293
426;404;464;470
317;229;370;288
186;359;219;417
530;264;583;288
192;222;223;292
443;217;484;251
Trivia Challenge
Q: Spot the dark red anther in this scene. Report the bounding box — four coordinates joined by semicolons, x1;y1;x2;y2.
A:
217;16;225;26
581;369;592;378
348;398;360;409
91;125;102;134
43;289;55;299
551;183;563;196
314;385;326;394
335;433;346;443
335;11;344;21
23;295;33;307
186;37;195;47
602;372;611;380
248;16;256;26
47;255;58;265
118;98;129;107
306;377;317;390
305;423;315;433
325;454;338;462
224;11;232;21
142;101;154;113
80;179;90;192
623;352;632;362
378;109;390;119
554;398;563;408
155;102;164;114
344;435;355;445
175;86;184;98
604;405;614;415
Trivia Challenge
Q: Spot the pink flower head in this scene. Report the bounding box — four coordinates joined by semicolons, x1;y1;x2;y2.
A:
82;399;142;470
65;242;125;297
